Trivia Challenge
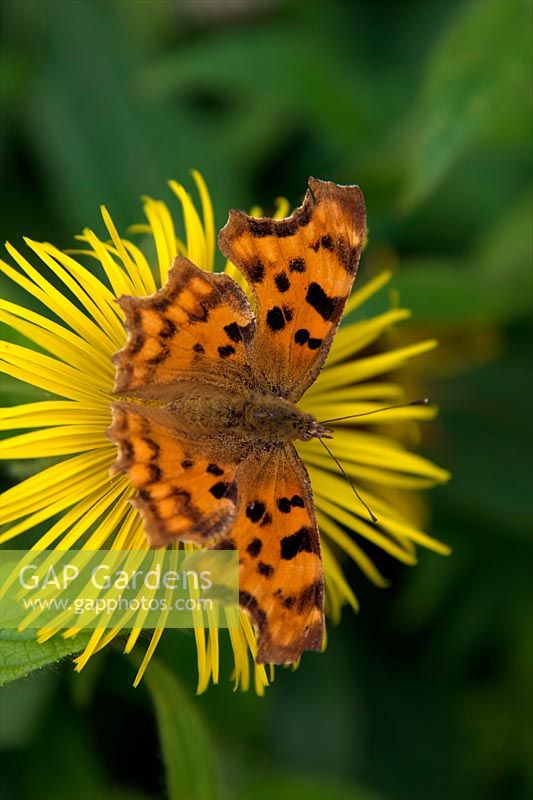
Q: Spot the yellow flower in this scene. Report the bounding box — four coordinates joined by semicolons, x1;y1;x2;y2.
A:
0;171;450;693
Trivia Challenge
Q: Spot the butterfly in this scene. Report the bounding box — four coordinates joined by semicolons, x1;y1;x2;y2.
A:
109;178;366;664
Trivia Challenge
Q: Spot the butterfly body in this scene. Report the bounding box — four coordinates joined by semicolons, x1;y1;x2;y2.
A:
110;177;366;663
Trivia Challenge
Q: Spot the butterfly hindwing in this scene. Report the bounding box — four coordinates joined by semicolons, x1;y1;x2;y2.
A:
214;443;324;664
218;177;366;400
114;256;255;400
110;403;239;547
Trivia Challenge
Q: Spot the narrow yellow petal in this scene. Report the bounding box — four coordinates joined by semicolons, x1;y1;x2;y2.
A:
100;206;147;297
318;510;391;587
76;230;135;300
308;340;439;395
0;465;117;543
0;450;113;519
168;180;208;271
0;300;113;381
273;197;290;219
327;309;411;366
301;450;439;489
24;239;122;349
2;308;113;383
344;270;392;316
0;341;110;401
2;250;112;353
321;538;359;610
133;627;165;688
0;426;107;459
141;198;175;287
0;401;108;430
300;433;449;482
302;383;404;411
119;238;157;294
191;170;215;269
309;468;417;561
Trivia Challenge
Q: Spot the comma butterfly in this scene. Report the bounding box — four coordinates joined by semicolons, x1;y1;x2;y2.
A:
109;178;366;663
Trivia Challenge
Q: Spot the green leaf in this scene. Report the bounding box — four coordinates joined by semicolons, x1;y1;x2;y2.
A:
142;656;218;800
0;629;91;686
403;0;529;209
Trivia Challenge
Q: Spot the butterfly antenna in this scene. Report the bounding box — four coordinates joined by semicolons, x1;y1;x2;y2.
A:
317;437;378;523
319;398;429;425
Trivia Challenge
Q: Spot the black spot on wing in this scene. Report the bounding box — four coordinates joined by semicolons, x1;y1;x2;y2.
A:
153;297;170;312
209;481;237;503
247;258;265;283
277;497;292;513
266;306;286;331
218;344;236;358
246;501;266;523
305;282;342;321
193;342;205;354
294;328;309;345
280;527;314;560
247;538;263;557
214;537;236;550
289;257;306;273
282;305;294;322
224;320;254;344
224;322;241;342
206;463;224;476
274;271;290;293
257;562;274;577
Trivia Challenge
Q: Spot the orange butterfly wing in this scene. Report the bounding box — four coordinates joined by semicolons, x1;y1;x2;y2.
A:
110;178;366;664
218;177;366;400
113;256;255;400
214;443;324;664
110;403;239;547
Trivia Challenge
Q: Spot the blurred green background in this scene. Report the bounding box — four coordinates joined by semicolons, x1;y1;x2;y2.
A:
0;1;531;799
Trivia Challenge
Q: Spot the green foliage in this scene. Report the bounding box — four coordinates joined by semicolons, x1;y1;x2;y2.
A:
402;0;530;209
0;629;91;686
142;656;218;800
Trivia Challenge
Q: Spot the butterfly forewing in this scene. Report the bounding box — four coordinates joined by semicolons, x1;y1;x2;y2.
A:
113;256;255;400
218;177;366;400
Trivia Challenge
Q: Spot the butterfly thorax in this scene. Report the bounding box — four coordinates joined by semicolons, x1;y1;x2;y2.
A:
168;386;327;443
243;395;328;442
